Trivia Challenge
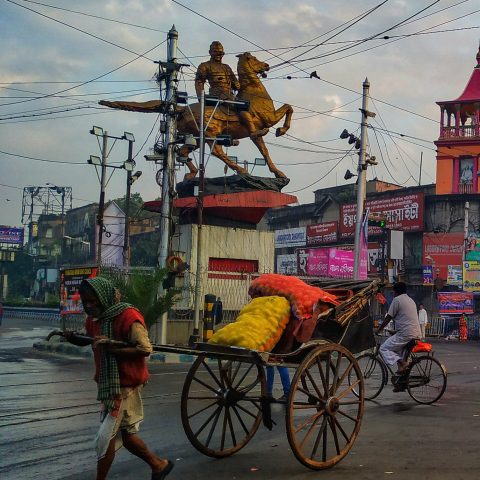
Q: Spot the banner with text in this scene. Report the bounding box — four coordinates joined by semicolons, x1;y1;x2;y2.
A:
276;254;297;275
306;222;338;246
340;192;424;238
0;227;24;245
275;226;306;248
423;232;464;280
438;292;474;314
463;261;480;292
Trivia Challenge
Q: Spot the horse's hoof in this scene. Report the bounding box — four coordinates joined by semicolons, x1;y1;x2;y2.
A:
275;127;288;137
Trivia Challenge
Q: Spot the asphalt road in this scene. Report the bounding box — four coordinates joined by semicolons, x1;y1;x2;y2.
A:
1;316;480;480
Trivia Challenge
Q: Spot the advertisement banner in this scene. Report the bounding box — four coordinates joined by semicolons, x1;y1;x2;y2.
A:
275;227;306;248
60;267;98;314
438;292;474;314
463;261;480;292
0;227;24;245
306;222;338;246
465;235;480;261
447;265;463;286
328;248;354;279
423;232;464;280
423;265;433;285
340;192;424;238
276;254;297;275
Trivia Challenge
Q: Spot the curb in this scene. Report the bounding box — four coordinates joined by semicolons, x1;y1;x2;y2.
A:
33;340;196;364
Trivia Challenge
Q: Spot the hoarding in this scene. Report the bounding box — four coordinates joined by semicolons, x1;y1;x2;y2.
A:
447;265;463;286
274;226;306;248
438;292;474;314
306;222;338;246
463;261;480;292
60;266;98;314
340;192;424;238
276;254;297;275
423;232;464;280
0;227;24;245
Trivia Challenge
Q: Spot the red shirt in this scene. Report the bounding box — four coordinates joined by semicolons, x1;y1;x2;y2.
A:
85;307;150;387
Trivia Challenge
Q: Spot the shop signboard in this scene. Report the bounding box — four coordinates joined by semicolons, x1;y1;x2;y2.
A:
60;266;98;314
306;222;338;246
340;192;424;238
438;292;474;314
328;248;355;279
447;265;463;286
274;226;306;248
423;265;433;285
463;261;480;292
0;227;24;245
276;254;297;275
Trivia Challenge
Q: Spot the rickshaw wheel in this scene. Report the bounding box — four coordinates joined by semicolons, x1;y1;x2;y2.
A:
286;343;365;470
181;356;265;458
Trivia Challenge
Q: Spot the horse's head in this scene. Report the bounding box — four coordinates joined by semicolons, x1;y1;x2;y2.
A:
236;52;269;77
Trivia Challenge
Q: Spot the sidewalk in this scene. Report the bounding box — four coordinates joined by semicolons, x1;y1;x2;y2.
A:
33;337;197;364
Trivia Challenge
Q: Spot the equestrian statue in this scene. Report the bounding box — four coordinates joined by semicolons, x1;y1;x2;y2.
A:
99;41;293;181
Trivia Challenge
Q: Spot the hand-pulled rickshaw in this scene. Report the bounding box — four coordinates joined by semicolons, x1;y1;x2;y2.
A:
49;278;380;471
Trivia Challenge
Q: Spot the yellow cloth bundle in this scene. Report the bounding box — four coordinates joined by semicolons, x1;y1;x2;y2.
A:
208;296;291;352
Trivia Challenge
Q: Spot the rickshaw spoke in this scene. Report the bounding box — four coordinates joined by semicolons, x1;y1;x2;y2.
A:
333;416;351;442
297;386;320;401
188;399;219;420
292;402;322;410
235;402;259;419
309;416;327;460
305;370;324;399
294;410;325;434
192;376;221;395
217;359;228;390
229;362;242;387
205;406;223;448
234;364;254;390
338;399;362;405
300;412;323;448
336;378;360;400
201;360;223;390
220;408;228;450
188;395;219;400
330;352;342;394
322;417;328;461
231;405;250;435
328;417;341;455
337;409;359;423
333;362;354;394
194;405;222;439
226;407;237;447
316;357;328;393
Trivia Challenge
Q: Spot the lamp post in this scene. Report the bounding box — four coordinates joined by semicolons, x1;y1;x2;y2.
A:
88;126;135;266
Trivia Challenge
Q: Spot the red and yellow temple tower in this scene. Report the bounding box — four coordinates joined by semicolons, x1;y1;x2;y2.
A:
435;45;480;195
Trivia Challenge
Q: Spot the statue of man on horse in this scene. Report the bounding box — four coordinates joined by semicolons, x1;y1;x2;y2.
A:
99;42;293;180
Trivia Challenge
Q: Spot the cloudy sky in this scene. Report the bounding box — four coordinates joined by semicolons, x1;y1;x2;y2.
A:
1;0;479;228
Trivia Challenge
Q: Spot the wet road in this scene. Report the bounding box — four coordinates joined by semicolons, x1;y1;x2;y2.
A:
2;316;480;480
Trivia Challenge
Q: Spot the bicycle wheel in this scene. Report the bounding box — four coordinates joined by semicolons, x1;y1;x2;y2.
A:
350;353;386;400
406;356;447;405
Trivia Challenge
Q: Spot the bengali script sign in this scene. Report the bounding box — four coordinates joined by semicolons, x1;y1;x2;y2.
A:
275;226;306;248
423;233;464;280
306;222;338;246
438;292;474;314
0;227;24;245
340;192;424;238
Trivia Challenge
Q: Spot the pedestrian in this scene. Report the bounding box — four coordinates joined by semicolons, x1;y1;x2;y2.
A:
266;366;291;402
418;303;428;340
459;313;468;342
65;277;173;480
377;282;422;391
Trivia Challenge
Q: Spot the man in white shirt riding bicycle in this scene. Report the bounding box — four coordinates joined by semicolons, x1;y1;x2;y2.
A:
377;282;421;374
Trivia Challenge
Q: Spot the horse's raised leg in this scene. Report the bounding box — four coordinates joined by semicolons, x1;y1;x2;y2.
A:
209;142;248;175
250;137;286;178
178;144;199;180
272;104;293;137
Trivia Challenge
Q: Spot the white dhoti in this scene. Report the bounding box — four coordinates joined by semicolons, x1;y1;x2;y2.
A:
379;334;416;369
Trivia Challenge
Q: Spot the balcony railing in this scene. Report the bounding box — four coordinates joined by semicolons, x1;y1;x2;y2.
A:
440;125;479;139
458;182;473;194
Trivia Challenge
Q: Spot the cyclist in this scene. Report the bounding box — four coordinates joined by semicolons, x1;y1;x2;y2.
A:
376;282;421;376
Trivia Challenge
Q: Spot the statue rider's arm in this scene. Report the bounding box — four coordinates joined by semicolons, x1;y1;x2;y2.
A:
195;63;207;99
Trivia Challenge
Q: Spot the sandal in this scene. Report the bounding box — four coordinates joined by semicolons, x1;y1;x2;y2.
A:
152;460;174;480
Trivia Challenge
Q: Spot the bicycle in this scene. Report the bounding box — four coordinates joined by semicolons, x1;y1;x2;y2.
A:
351;334;447;405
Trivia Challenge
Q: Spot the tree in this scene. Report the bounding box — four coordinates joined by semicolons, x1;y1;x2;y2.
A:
100;267;178;330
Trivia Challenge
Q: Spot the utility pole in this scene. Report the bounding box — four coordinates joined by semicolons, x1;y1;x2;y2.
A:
192;90;206;340
464;201;470;260
353;78;372;280
157;26;179;344
123;139;134;267
97;131;108;266
418;151;423;186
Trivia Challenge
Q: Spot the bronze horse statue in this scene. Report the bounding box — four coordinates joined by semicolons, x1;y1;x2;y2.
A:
99;53;293;179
